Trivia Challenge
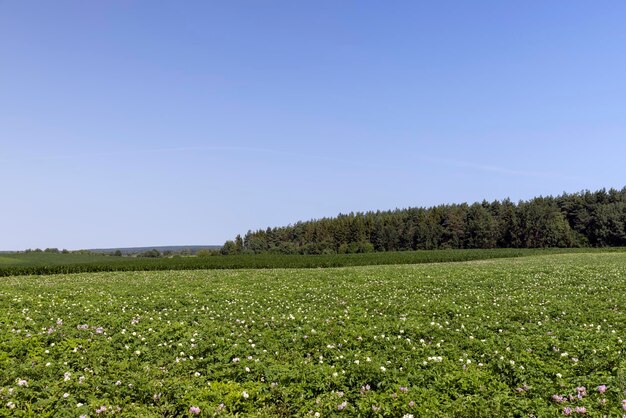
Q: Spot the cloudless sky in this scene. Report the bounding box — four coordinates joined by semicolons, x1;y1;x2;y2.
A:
2;1;626;250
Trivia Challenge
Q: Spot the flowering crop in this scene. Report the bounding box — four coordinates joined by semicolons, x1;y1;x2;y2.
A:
1;252;626;416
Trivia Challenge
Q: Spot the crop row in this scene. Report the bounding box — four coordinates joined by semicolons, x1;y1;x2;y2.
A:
1;247;621;277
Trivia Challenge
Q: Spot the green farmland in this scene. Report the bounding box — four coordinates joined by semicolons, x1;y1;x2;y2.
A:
2;252;626;416
1;248;624;277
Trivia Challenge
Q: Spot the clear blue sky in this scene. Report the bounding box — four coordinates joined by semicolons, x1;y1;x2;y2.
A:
2;1;625;250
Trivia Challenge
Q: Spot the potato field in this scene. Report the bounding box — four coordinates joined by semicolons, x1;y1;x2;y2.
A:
2;252;626;417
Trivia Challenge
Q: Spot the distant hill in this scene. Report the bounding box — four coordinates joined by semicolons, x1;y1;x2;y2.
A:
87;245;220;255
1;245;221;255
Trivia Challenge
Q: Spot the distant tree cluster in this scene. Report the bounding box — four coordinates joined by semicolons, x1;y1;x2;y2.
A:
221;188;626;255
138;249;162;258
24;248;70;254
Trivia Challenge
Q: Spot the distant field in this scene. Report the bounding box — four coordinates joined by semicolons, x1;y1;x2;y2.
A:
1;247;624;277
0;252;118;266
2;252;626;416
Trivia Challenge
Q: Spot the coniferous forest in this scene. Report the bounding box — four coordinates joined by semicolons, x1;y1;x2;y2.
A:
223;188;626;254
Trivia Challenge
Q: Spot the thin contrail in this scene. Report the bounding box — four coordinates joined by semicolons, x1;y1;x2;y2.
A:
0;144;380;169
422;155;580;180
1;145;579;180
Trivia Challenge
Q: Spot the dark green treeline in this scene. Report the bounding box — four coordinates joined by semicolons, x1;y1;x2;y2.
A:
222;188;626;255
